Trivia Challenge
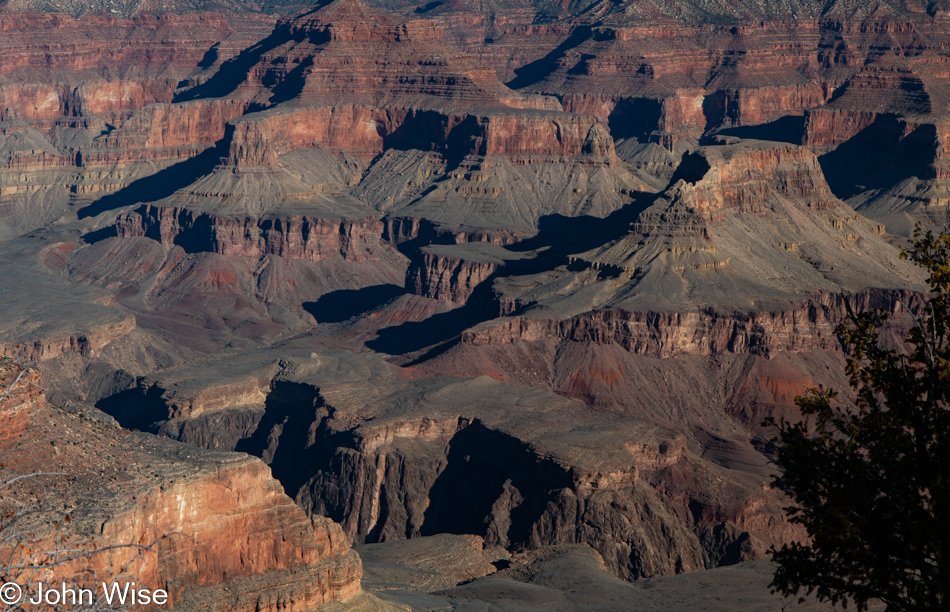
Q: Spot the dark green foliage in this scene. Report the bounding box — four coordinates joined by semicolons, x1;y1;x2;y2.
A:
768;226;950;611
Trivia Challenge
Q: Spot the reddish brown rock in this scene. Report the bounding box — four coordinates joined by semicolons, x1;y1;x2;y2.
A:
0;12;276;206
0;358;362;611
0;13;273;119
0;3;943;606
803;108;879;148
218;94;606;166
508;15;950;150
662;142;840;219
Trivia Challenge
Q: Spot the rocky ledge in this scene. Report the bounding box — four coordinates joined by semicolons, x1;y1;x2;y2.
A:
0;358;362;611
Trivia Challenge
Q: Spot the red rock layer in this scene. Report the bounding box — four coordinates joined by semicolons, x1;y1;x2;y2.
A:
0;12;277;199
259;0;527;110
0;13;273;120
227;106;611;165
443;21;573;83
516;16;950;148
660;143;840;219
0;359;362;611
803;108;879;148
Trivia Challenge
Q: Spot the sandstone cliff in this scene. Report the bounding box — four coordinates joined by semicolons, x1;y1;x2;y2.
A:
507;15;950;154
0;357;362;611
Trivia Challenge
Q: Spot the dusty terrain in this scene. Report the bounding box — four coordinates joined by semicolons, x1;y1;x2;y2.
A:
355;537;855;611
0;0;942;608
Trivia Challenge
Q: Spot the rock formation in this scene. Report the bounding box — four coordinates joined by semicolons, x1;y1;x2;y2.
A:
0;357;362;610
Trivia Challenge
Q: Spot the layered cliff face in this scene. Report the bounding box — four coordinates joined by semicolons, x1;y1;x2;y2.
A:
406;243;519;303
0;358;361;610
94;348;811;582
0;0;930;22
24;135;921;594
800;71;950;235
0;13;275;120
0;12;276;235
502;14;950;159
463;290;920;359
0;0;301;17
505;21;829;148
655;142;839;218
475;141;920;324
101;0;648;232
117;205;396;263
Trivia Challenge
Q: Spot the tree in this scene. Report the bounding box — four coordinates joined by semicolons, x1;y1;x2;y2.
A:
768;225;950;611
1;467;132;611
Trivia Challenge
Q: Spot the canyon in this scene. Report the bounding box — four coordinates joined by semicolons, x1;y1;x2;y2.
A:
0;0;942;609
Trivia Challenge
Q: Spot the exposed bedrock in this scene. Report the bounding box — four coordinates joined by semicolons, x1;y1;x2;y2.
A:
1;314;137;363
408;254;496;303
662;141;839;218
474;289;922;359
0;80;181;122
0;360;362;611
79;99;249;164
803;108;881;149
0;13;274;120
117;205;396;263
111;379;713;582
4;6;948;605
509;16;950;149
407;248;503;304
0;13;274;204
95;337;842;584
224;105;615;166
803;108;950;234
443;21;573;84
381;216;522;248
561;83;828;149
291;419;707;582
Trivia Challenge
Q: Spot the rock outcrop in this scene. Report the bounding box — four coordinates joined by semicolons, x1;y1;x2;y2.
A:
94;0;647;233
117;205;396;263
467;289;921;359
406;243;521;303
92;347;821;583
504;15;950;154
0;12;275;236
0;357;362;611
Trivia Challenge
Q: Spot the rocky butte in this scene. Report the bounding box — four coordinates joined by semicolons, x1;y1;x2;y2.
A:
0;0;940;609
